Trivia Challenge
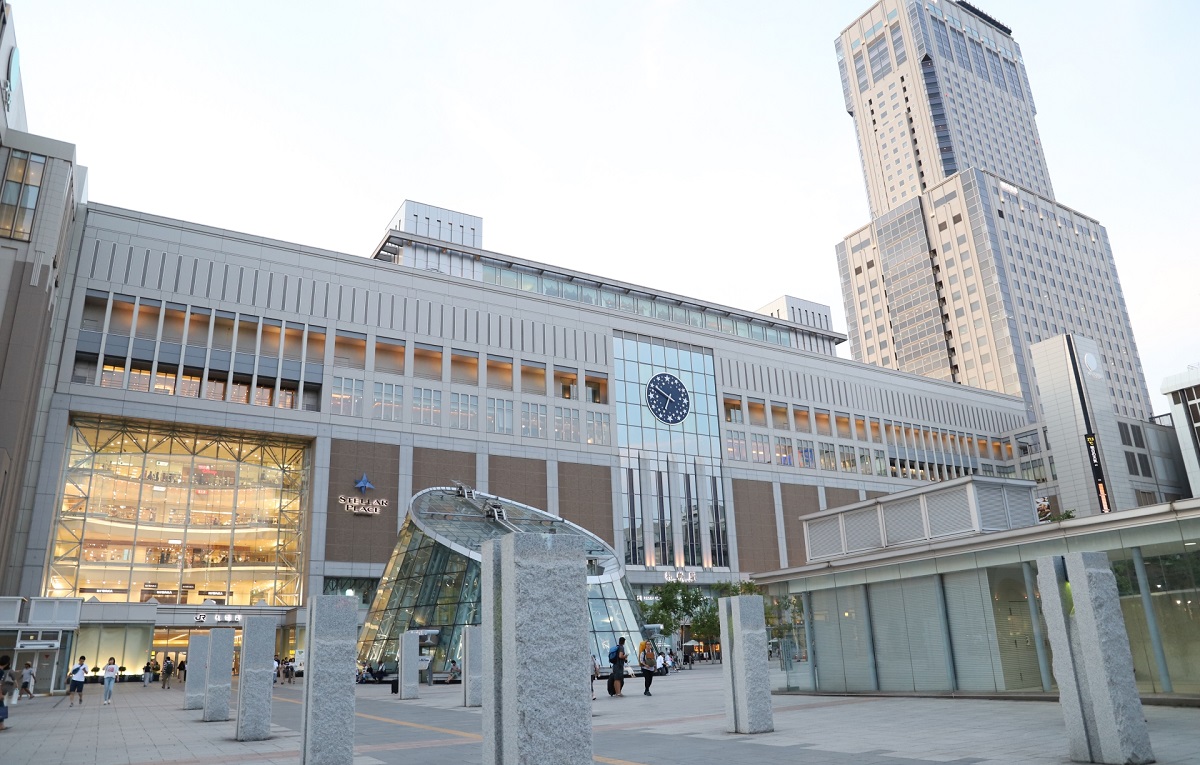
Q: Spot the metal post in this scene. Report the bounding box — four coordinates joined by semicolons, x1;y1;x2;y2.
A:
1131;547;1173;693
801;592;817;692
858;584;879;691
1021;561;1053;692
932;574;959;691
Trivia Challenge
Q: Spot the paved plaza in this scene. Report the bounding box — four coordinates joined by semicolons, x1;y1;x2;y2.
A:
2;664;1197;765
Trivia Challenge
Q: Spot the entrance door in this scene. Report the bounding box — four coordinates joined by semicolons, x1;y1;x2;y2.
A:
13;650;59;694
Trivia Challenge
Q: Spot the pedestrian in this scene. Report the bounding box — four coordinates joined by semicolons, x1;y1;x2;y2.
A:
656;650;665;676
445;659;461;683
638;641;656;696
609;637;628;697
160;656;174;689
590;654;601;700
102;657;118;704
0;655;15;730
67;655;88;707
284;658;295;684
273;654;280;684
19;662;36;699
142;660;153;687
178;659;186;682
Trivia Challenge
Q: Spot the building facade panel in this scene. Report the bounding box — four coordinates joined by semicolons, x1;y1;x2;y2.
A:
324;439;400;565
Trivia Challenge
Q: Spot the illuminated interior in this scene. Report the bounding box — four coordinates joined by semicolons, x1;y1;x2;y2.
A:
48;417;308;606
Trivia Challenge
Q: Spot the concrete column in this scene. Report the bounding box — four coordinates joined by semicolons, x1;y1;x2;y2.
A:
718;594;773;734
236;616;275;741
397;631;420;699
183;633;209;710
300;595;358;765
1037;553;1154;765
462;624;482;707
482;533;592;765
202;628;234;722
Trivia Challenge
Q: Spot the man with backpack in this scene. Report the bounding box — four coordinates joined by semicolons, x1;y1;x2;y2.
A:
606;637;628;697
161;656;175;689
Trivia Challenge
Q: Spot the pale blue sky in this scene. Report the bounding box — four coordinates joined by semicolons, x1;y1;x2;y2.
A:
15;1;1199;415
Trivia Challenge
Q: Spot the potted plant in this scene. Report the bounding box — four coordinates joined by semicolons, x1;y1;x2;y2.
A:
118;666;127;682
91;665;102;683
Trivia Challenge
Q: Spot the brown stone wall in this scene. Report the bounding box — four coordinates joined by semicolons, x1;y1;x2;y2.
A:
489;455;548;510
558;462;614;546
731;478;779;574
825;487;862;511
780;484;821;568
324;439;400;564
412;447;476;493
865;490;890;500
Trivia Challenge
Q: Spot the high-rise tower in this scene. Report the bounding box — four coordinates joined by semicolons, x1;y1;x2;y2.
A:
835;0;1151;424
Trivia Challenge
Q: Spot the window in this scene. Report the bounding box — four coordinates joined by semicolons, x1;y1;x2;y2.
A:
775;437;794;467
486;397;514;435
584;372;608;404
839;445;857;472
374;339;405;374
331;377;364;416
819;442;837;471
205;373;227;401
412;387;442;426
1137;453;1153;478
554;406;580;442
747;399;767;427
860;447;873;475
521;362;546;395
450;351;479;385
487;355;514;390
554;367;578;400
450;393;478;430
520;402;547;438
586;412;611;446
814;409;832;436
771;402;790;430
875;449;887;475
100;363;125;389
128;365;152;393
413;344;443;380
1130;425;1146;449
793;406;812;432
724;397;744;424
797;439;816;469
372;382;403;421
179;372;202;398
1124;451;1139;476
750;434;771;463
229;378;251;404
333;332;367;369
253;384;274;407
724;430;747;461
0;150;46;241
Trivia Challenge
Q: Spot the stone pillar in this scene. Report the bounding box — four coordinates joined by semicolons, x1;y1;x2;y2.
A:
718;594;773;734
202;627;234;722
236;616;275;741
482;534;592;765
184;633;209;710
462;624;482;707
300;595;357;765
1037;553;1154;765
397;631;420;699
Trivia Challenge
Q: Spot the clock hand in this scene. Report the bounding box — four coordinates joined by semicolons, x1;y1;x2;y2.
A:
652;385;675;404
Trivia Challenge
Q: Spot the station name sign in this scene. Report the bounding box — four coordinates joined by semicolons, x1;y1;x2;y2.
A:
663;569;697;583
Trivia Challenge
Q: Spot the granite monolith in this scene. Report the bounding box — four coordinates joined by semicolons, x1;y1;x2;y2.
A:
236;616;275;740
397;631;420;699
1037;553;1154;764
202;627;234;721
462;624;482;707
482;533;592;765
183;632;209;710
300;595;357;765
718;594;774;734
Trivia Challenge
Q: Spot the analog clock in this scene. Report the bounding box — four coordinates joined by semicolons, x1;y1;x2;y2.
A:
646;372;690;425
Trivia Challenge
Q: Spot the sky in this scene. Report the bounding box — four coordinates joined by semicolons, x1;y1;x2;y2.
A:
14;1;1199;416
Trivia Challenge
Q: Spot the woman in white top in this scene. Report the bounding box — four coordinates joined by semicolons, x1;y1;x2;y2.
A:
102;658;119;705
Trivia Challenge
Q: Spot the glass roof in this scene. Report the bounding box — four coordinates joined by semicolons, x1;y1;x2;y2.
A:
410;486;620;573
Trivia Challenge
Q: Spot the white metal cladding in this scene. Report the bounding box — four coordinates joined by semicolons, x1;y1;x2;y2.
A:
843;508;883;552
836;586;876;691
867;580;916;690
808;517;845;559
925;486;974;538
942;569;1004;692
883;498;925;544
1004;486;1038;526
810;589;847;692
900;577;955;691
976;484;1010;531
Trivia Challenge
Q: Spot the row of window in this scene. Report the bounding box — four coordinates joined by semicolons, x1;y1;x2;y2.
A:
721;432;986;482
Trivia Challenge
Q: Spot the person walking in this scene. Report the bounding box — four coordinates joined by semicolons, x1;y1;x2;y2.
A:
609;637;628;697
102;658;118;705
142;660;153;687
273;655;280;684
0;655;15;731
67;656;88;707
591;654;601;700
178;659;186;682
160;656;174;689
638;641;656;696
19;662;36;700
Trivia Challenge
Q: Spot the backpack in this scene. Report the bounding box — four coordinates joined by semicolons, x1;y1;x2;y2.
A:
1;668;15;695
608;646;621;663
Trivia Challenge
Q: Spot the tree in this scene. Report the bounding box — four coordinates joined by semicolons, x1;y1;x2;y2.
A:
641;580;705;648
689;599;721;645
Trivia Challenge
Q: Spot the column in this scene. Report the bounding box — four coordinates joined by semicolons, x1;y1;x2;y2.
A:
300;595;358;765
718;594;773;734
236;616;275;741
202;627;234;722
183;633;209;711
397;631;420;699
482;533;592;765
462;624;482;708
1037;553;1154;765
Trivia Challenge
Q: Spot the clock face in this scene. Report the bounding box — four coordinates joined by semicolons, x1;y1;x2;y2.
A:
646;373;690;425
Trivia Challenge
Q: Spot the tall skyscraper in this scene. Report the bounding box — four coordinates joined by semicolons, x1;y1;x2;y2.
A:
835;0;1151;424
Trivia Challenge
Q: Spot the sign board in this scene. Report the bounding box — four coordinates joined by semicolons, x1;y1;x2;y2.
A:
16;640;60;650
1083;433;1111;513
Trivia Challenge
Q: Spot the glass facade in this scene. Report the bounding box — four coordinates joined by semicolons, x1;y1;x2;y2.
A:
613;332;727;569
359;488;644;673
766;514;1200;696
49;417;308;606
